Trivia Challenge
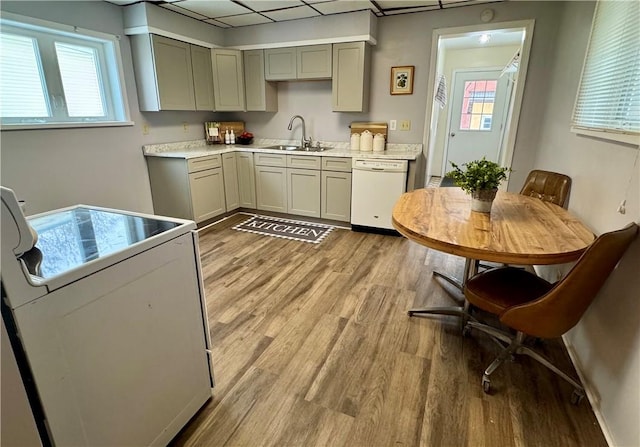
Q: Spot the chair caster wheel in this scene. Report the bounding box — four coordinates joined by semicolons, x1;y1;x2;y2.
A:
482;377;491;394
571;389;584;405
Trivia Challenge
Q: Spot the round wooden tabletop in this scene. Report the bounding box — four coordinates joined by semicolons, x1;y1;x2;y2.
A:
392;188;595;265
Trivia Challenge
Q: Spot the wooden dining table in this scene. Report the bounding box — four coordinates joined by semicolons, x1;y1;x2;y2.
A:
392;187;595;318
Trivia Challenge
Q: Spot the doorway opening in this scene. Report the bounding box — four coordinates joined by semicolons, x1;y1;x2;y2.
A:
422;20;535;188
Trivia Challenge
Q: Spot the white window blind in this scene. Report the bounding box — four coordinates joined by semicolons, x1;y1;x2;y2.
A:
571;0;640;142
0;13;130;129
55;42;106;117
0;33;49;118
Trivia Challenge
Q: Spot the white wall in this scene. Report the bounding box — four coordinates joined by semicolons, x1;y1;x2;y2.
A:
535;2;640;446
0;1;217;215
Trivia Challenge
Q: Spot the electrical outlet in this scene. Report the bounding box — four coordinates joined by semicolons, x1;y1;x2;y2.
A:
389;120;397;131
400;120;411;131
142;123;149;135
182;122;189;133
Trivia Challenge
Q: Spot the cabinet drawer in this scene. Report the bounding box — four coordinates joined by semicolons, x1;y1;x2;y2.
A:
322;156;351;172
254;152;287;167
187;155;221;173
287;154;321;170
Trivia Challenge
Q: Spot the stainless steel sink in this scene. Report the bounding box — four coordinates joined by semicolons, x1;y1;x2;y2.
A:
259;145;328;152
261;145;300;151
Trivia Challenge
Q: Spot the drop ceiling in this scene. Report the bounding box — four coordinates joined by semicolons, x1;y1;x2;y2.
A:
106;0;503;28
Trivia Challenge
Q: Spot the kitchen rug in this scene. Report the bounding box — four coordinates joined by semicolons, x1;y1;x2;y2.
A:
232;215;334;244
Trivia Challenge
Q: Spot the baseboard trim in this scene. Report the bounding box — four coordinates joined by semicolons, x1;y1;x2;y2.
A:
562;335;613;447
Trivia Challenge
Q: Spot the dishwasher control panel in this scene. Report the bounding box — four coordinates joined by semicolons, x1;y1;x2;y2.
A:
352;159;408;172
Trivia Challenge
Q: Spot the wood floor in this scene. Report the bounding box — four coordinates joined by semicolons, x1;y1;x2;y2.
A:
171;213;607;447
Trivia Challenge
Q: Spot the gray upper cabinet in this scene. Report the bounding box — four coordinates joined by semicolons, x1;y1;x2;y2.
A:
265;45;332;81
244;50;278;112
191;45;215;111
212;49;245;111
332;42;371;112
264;48;297;81
130;34;214;111
296;45;332;79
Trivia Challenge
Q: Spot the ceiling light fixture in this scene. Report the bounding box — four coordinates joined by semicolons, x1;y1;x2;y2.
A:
479;33;491;44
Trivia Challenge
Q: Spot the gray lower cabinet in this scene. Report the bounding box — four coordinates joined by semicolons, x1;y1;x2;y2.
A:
288;168;321;218
222;153;240;211
321;171;352;222
147;154;226;223
237;152;257;208
321;157;352;222
255;166;288;213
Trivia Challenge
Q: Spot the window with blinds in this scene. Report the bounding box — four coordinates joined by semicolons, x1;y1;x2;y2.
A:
571;0;640;145
0;13;130;128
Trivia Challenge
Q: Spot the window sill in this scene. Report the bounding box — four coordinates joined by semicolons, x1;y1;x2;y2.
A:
1;121;135;131
571;127;640;147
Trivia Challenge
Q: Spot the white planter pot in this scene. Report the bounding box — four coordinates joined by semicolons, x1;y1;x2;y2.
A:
471;189;498;213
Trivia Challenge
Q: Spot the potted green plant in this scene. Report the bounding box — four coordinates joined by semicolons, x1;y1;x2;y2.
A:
446;158;511;213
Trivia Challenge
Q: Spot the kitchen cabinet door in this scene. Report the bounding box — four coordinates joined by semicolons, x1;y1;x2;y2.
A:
222;153;240;211
321;170;352;222
288;168;321;218
244;50;277;112
237;152;257;208
191;45;215;111
332;42;370;112
255;166;287;213
264;47;296;81
189;168;226;222
297;45;332;79
212;49;245;111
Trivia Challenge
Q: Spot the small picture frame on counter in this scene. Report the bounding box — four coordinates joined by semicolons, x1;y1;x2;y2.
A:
390;66;414;95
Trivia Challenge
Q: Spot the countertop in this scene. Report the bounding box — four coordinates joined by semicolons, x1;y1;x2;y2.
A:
143;139;422;161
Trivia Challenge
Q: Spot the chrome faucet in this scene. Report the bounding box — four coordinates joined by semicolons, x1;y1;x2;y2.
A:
287;115;311;148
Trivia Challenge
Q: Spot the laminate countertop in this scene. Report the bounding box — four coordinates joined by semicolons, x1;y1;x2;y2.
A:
143;139;422;161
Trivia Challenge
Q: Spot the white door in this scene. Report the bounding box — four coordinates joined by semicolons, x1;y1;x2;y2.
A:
445;70;509;169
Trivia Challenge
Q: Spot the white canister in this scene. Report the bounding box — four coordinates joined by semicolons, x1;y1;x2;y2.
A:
350;133;361;151
360;130;373;151
373;133;385;152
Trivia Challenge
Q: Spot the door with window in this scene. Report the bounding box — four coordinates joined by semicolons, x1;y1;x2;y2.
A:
445;70;509;169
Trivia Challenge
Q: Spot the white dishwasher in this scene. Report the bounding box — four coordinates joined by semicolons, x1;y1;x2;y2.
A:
351;158;408;230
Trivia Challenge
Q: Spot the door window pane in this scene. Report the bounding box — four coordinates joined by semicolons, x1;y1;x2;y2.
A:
0;33;49;118
459;79;496;131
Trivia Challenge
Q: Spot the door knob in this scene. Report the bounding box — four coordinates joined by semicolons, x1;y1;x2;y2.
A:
450;132;456;137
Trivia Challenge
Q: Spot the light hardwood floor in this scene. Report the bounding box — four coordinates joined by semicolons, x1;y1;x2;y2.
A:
171;213;607;447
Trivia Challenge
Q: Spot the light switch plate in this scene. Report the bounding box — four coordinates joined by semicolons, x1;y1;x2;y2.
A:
400;120;411;131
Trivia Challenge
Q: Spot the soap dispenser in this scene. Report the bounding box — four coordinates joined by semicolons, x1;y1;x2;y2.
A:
230;129;236;144
224;128;230;144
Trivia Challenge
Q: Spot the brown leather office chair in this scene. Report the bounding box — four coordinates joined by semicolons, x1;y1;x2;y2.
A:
520;169;572;208
464;222;638;403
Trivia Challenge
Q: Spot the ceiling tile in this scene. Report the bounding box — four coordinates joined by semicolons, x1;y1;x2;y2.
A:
376;0;439;9
217;13;274;26
160;3;209;20
239;0;305;12
178;0;253;18
262;5;320;20
311;1;378;15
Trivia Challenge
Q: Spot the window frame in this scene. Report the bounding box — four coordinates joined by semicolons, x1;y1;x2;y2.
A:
570;1;640;147
0;12;133;130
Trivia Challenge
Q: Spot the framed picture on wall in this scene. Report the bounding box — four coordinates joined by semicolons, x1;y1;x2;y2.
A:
390;66;414;95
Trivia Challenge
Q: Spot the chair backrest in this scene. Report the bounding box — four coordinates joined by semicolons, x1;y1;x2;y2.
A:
501;223;639;338
520;170;572;208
